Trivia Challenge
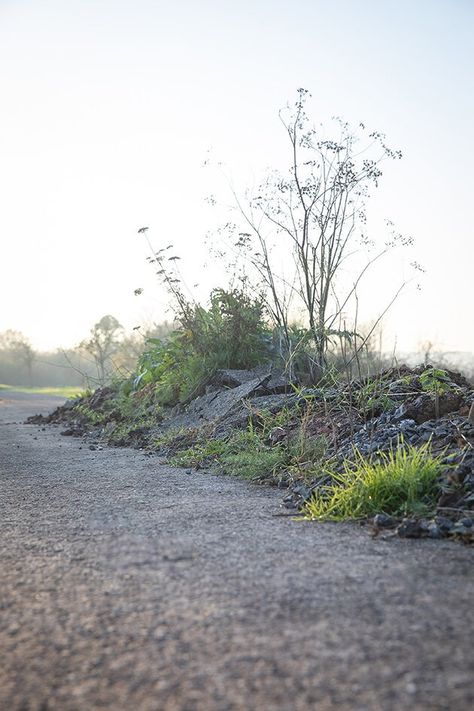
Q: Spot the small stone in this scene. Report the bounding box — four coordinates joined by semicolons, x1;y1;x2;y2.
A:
268;426;288;445
396;518;424;538
434;516;454;532
292;483;312;500
373;513;395;528
426;523;444;539
458;517;473;528
450;521;474;540
399;418;416;432
442;453;461;465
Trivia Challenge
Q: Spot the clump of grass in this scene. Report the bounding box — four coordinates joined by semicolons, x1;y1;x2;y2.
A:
167;398;333;482
221;447;285;480
303;441;445;521
355;376;396;417
218;430;286;480
171;437;229;468
171;413;328;482
171;429;287;479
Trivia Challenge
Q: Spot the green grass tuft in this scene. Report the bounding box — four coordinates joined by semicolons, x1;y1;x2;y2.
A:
170;438;229;468
303;441;445;521
221;446;285;480
169;405;329;482
171;428;289;480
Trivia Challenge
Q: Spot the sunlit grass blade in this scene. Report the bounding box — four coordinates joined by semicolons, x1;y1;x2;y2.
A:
303;441;445;521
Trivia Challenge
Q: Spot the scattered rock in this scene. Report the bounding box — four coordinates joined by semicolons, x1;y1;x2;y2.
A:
160;373;272;433
396;518;424;539
434;516;454;533
268;427;288;445
373;513;396;529
209;367;270;389
282;483;312;509
208;366;295;395
426;522;445;539
393;392;463;424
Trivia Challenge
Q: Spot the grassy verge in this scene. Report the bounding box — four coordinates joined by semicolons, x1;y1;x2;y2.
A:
168;407;328;483
27;361;469;526
171;430;288;480
0;384;84;398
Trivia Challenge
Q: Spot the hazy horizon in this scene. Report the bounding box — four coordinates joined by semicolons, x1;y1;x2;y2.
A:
1;0;473;355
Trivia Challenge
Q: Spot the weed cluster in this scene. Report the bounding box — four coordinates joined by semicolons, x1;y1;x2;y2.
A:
303;441;445;521
132;288;271;406
170;403;327;484
75;403;107;425
419;367;459;396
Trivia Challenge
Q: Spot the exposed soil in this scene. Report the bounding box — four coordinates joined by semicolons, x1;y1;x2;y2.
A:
1;391;474;710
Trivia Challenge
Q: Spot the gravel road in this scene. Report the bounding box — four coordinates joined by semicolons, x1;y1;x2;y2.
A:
1;391;473;711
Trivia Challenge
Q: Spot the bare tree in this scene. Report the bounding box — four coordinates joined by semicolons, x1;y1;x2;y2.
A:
79;315;123;384
227;89;412;377
419;340;434;367
0;330;36;386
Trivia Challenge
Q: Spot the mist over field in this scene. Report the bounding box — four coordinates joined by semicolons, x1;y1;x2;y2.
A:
0;0;473;372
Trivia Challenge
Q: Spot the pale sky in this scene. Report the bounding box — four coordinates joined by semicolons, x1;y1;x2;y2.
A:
0;0;473;354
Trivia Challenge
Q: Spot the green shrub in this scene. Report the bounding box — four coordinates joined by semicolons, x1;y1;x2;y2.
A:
303;441;445;521
132;288;271;406
419;367;455;396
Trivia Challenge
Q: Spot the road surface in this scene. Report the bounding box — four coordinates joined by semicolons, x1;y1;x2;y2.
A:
1;391;473;710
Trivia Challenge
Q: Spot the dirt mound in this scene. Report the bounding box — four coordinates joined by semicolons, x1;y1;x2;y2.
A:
29;364;474;539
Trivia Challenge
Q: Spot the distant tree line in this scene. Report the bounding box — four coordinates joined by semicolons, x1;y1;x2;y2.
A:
0;319;172;388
